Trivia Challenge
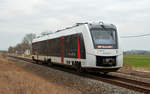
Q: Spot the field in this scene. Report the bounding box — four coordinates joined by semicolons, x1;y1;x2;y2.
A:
0;56;78;94
124;54;150;68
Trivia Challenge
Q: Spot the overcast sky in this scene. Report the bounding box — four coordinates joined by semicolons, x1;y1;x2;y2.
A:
0;0;150;51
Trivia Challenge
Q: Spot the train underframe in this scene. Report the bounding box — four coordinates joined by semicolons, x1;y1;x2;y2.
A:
32;55;120;73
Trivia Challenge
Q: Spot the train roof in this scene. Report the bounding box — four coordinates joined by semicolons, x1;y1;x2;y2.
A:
32;21;117;43
88;22;116;30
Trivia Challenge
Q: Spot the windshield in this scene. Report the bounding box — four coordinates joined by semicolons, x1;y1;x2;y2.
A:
90;28;117;49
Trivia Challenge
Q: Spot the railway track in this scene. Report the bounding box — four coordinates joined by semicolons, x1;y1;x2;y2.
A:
7;55;150;94
117;70;150;79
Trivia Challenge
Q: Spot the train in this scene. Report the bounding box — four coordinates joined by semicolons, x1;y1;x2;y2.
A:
32;22;123;73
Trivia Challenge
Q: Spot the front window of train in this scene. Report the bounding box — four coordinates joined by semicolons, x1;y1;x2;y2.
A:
90;28;118;49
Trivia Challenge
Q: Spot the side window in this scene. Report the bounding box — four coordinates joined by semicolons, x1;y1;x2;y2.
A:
79;34;86;59
64;34;77;58
32;43;37;55
36;40;48;56
54;38;61;56
47;38;61;57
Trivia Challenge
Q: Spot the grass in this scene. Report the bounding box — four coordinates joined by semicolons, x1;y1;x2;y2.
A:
0;56;78;94
124;54;150;68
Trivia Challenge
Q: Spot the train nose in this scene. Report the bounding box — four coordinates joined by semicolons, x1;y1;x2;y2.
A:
96;56;116;66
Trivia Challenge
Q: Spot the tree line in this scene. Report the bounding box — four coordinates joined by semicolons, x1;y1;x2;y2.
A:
8;33;36;55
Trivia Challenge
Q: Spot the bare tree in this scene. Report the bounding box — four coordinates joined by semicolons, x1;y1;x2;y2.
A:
23;33;36;45
8;46;15;53
8;33;36;55
22;33;36;55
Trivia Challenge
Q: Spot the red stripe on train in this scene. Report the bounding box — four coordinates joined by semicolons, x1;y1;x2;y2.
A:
77;35;81;59
61;36;64;64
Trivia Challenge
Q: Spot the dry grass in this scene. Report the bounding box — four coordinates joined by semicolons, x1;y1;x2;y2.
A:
0;56;79;94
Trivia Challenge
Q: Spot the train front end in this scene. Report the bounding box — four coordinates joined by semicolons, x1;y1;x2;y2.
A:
83;22;123;72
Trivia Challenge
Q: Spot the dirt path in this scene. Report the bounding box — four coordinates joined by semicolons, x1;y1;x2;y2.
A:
0;56;80;94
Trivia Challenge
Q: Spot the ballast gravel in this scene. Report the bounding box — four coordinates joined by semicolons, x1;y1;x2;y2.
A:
7;57;141;94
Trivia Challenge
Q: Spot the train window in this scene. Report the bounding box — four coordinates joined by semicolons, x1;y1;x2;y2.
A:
64;34;77;58
90;28;118;49
64;33;86;59
37;40;47;56
32;43;37;55
47;38;61;57
78;34;86;59
32;33;86;59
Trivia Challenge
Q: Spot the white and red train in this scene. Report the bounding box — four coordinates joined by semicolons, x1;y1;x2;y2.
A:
32;22;123;73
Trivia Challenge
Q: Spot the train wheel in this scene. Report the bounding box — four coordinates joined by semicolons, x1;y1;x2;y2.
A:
77;67;85;73
35;60;39;64
47;59;53;66
103;72;108;75
35;60;42;65
43;60;47;65
75;62;84;73
38;61;43;65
